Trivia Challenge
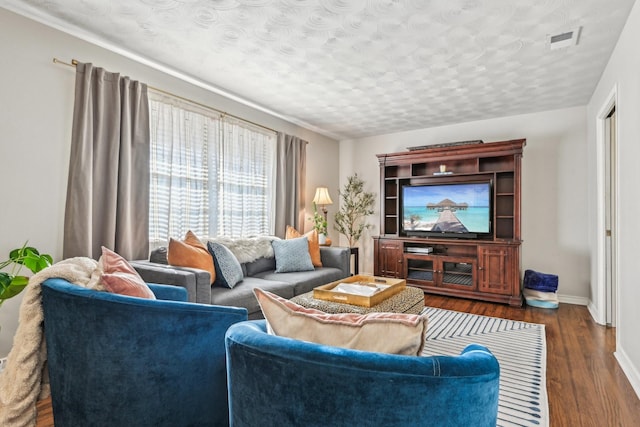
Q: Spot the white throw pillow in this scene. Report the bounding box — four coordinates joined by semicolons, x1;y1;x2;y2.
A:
254;288;428;356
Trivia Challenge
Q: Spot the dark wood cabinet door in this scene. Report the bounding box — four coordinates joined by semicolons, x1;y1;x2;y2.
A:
478;245;514;295
404;254;436;286
378;241;403;278
440;257;477;291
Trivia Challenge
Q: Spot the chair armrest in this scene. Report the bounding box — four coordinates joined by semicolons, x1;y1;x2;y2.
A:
148;283;188;301
130;260;212;304
319;246;350;276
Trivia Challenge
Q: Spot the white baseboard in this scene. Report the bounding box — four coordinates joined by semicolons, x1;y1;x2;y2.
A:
557;294;589;306
587;301;606;325
0;357;6;373
614;347;640;400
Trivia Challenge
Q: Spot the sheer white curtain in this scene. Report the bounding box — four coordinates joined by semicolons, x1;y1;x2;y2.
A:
215;118;277;237
148;92;276;246
149;94;219;246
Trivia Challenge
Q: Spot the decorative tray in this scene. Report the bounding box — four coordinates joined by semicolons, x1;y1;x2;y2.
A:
313;275;406;307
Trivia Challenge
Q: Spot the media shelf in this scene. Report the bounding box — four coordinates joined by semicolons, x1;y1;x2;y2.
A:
374;139;525;306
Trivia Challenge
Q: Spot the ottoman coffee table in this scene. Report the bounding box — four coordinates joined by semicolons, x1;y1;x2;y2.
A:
290;285;425;315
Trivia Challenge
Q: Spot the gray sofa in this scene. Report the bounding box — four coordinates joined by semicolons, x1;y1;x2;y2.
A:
131;246;350;319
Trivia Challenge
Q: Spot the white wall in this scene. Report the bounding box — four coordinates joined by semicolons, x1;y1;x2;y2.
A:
587;0;640;397
0;8;339;356
340;106;590;305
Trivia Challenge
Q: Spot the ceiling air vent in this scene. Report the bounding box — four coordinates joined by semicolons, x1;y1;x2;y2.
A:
547;27;581;50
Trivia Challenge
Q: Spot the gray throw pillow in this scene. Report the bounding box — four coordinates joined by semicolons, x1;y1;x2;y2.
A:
207;242;244;289
271;237;315;273
149;247;168;264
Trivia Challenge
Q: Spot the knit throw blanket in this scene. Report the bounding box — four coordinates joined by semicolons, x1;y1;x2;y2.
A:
0;257;100;427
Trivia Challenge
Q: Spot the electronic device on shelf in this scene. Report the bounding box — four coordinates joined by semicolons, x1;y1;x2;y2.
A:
401;181;492;239
405;246;433;254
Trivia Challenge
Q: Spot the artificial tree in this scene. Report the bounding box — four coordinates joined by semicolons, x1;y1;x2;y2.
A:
334;174;376;247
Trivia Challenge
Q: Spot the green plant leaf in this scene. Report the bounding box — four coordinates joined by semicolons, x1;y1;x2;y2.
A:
1;243;52;302
0;284;28;300
8;245;51;274
36;255;53;271
0;275;28;300
9;245;35;262
10;276;29;286
0;272;11;290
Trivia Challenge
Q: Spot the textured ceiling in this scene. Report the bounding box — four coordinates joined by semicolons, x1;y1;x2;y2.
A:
2;0;637;139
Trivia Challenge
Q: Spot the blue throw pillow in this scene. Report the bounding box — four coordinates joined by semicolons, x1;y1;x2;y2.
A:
207;242;244;289
271;237;315;273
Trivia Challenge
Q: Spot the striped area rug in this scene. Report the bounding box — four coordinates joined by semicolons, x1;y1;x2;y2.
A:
421;307;548;427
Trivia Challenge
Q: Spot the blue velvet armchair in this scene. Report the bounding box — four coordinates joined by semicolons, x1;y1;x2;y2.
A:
225;320;500;427
41;278;248;427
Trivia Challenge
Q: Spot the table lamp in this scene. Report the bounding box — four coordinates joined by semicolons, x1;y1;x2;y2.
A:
312;187;333;222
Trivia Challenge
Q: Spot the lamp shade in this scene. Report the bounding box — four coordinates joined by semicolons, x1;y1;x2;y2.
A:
312;187;333;206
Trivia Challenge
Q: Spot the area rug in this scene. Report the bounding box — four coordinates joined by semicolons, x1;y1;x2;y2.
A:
421;307;548;427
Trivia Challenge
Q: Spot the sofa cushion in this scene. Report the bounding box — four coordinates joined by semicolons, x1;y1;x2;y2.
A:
254;288;429;355
207;242;244;289
168;231;216;284
271;237;314;273
98;247;155;299
211;277;295;315
244;256;276;277
253;267;346;296
285;226;322;267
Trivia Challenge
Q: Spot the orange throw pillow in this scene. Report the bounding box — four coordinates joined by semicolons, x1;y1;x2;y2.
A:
286;226;322;267
168;230;216;284
99;246;155;299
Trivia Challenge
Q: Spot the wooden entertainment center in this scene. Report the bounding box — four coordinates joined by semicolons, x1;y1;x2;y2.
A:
373;139;525;306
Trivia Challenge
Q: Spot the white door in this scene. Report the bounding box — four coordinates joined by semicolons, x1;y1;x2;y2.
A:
604;107;617;327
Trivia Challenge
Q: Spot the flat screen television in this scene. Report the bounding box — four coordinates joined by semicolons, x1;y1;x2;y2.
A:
401;181;492;238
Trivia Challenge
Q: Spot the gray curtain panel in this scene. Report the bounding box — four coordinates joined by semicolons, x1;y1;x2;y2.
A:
63;63;150;260
274;133;307;237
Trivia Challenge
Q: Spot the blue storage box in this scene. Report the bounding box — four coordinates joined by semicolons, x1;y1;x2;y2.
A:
523;269;558;292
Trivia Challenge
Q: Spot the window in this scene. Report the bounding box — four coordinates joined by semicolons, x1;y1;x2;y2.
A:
148;92;276;246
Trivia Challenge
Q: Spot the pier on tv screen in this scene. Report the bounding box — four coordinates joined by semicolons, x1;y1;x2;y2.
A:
402;182;491;234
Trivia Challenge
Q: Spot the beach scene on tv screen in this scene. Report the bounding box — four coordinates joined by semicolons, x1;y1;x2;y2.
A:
403;183;490;233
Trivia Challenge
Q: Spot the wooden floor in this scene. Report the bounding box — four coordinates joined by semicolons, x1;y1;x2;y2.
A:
36;295;640;427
